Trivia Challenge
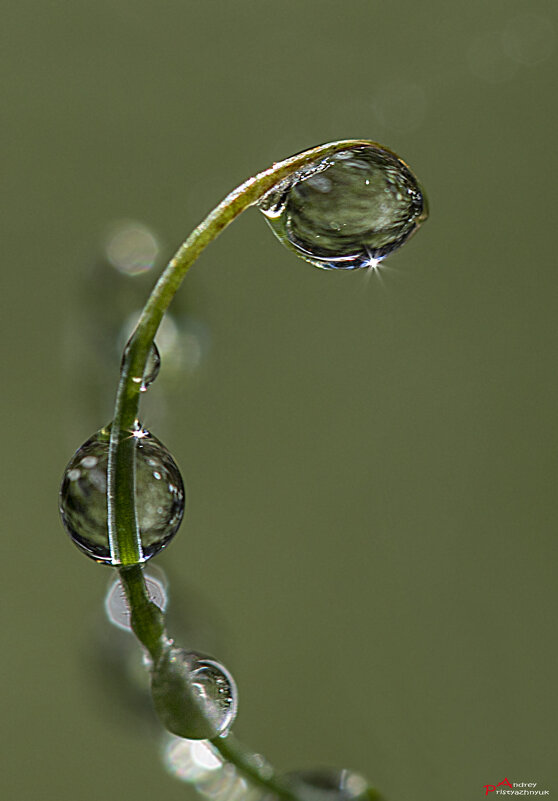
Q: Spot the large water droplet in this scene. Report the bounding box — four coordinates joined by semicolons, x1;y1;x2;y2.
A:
122;341;161;392
151;647;238;739
259;143;427;270
59;425;185;564
262;769;370;801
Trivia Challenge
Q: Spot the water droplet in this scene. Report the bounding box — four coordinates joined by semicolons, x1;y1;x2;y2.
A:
151;647;238;739
59;424;185;564
262;769;370;801
163;736;259;800
122;341;161;391
105;568;168;631
190;657;238;736
259;143;427;270
105;220;159;275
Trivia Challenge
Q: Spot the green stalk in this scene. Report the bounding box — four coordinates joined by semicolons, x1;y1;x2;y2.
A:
107;140;377;801
106;139;373;565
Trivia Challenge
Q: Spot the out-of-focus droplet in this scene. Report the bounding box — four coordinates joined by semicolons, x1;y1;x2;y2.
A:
105;567;168;631
163;737;260;801
59;424;185;565
105;221;159;275
258;142;427;270
502;13;555;66
467;30;518;84
151;647;238;739
262;768;370;801
164;736;223;780
122;341;161;392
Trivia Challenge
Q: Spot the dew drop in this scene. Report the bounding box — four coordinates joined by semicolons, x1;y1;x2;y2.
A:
151;647;238;740
123;341;161;392
163;737;258;801
189;657;238;737
105;568;168;631
259;142;427;270
105;220;159;275
59;424;185;564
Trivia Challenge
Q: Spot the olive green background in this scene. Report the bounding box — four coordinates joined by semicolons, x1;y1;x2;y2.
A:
2;1;557;800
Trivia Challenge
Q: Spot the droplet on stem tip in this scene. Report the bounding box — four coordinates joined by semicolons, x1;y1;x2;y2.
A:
259;142;427;271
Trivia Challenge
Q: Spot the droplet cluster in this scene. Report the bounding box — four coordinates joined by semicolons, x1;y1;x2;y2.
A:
259;142;427;270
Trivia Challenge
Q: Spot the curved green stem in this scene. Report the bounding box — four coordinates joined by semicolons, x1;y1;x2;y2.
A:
106;138;373;566
107;140;377;801
210;735;301;801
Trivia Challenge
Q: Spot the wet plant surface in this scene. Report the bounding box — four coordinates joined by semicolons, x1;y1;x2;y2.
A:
3;2;558;800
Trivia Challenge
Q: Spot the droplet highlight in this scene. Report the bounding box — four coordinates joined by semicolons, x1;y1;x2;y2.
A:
59;424;185;564
259;142;427;270
151;647;238;740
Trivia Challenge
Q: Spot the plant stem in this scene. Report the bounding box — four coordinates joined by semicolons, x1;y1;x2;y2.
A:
106;139;372;566
107;140;377;801
210;735;301;801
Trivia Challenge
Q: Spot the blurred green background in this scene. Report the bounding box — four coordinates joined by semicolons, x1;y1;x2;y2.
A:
2;1;557;799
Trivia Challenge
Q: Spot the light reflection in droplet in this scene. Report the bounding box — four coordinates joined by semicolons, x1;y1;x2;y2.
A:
105;221;159;275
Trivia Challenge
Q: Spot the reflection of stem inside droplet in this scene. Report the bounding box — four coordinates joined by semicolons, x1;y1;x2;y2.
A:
59;425;185;565
258;143;427;271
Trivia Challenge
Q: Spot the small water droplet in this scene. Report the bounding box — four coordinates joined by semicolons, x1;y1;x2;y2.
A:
189;657;238;737
105;568;168;631
59;424;185;564
142;342;161;391
259;143;427;270
151;647;238;739
122;341;161;392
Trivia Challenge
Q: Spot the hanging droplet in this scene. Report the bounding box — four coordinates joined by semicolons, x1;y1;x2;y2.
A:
258;142;428;270
59;424;185;564
261;769;371;801
151;647;238;740
122;341;161;392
